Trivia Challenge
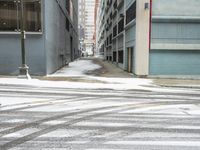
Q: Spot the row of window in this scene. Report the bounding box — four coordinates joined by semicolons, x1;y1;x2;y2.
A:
106;51;124;64
106;34;112;46
0;0;41;32
0;0;74;32
118;18;124;34
111;1;136;38
126;1;136;24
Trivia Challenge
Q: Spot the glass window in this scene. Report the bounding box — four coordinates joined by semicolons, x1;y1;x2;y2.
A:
118;18;124;34
23;0;41;32
0;0;18;31
113;25;117;37
0;0;41;32
126;1;136;25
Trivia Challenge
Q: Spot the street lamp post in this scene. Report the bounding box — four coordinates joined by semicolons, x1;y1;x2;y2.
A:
18;0;31;79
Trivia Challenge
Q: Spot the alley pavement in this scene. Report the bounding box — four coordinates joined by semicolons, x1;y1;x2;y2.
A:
0;83;200;150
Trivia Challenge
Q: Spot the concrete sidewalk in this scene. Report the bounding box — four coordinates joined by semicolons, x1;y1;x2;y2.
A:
87;57;200;89
83;57;133;78
152;78;200;89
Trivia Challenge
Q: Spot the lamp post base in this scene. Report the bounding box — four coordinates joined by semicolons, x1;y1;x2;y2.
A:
18;65;31;79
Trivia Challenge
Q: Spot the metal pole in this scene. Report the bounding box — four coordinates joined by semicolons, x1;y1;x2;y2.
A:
18;0;31;79
20;0;25;65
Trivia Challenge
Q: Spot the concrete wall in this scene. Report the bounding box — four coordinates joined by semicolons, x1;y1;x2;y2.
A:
150;0;200;75
117;1;125;69
124;25;136;72
152;0;200;17
135;0;150;76
150;50;200;75
71;0;79;60
0;34;46;75
124;0;136;72
44;0;68;74
44;0;79;74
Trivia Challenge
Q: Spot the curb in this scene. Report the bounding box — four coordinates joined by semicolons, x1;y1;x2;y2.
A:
158;84;200;89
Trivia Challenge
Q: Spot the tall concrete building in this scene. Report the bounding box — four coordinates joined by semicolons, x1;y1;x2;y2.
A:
0;0;79;75
97;0;200;76
78;0;96;55
78;0;85;52
94;0;99;55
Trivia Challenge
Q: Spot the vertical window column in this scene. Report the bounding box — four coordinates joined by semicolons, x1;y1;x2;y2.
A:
23;0;41;32
0;0;18;31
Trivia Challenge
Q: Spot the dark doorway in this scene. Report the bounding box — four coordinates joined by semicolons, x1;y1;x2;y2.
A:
70;36;73;61
113;51;117;62
127;47;133;73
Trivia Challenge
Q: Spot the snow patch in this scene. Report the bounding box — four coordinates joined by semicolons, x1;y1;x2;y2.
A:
50;60;101;77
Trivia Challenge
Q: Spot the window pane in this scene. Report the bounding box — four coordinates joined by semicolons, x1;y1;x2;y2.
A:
118;18;124;34
126;2;136;24
0;0;18;31
113;25;117;37
22;0;41;32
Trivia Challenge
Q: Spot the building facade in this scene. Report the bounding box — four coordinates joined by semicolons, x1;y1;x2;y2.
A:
97;0;200;76
78;0;95;56
94;0;99;55
0;0;79;75
78;0;85;53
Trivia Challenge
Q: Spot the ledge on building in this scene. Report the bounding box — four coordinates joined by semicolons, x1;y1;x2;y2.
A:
151;43;200;50
0;32;43;35
152;16;200;23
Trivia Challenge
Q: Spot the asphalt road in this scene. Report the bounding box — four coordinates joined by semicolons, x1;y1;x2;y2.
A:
0;84;200;150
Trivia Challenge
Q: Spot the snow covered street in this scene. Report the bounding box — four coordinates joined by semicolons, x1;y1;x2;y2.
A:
0;58;200;150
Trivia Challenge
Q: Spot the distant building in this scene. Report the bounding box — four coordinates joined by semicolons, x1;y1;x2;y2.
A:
97;0;200;76
78;0;86;54
94;0;100;56
78;0;95;56
0;0;79;75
